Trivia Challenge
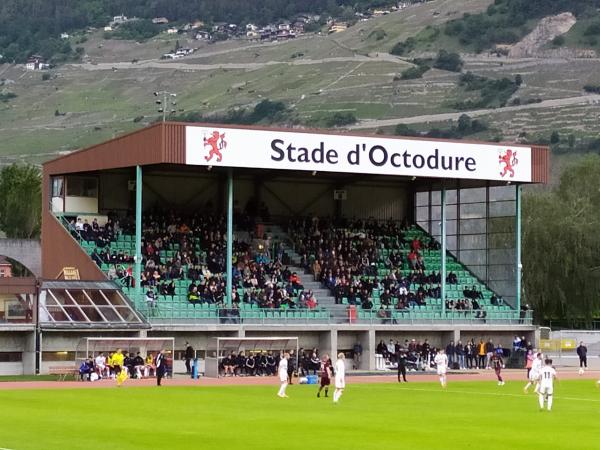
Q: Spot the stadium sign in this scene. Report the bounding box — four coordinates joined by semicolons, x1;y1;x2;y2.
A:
186;126;531;182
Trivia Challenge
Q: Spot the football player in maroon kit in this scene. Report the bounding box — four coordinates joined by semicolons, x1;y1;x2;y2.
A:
317;354;332;398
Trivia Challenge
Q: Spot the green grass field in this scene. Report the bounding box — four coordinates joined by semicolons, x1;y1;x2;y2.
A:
1;380;599;450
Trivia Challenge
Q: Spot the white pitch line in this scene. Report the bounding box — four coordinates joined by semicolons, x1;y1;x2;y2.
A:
380;385;600;403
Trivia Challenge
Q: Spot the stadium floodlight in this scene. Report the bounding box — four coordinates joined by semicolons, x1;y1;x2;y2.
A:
152;90;177;122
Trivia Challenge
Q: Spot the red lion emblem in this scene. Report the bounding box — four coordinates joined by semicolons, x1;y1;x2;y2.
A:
204;131;227;162
499;149;518;178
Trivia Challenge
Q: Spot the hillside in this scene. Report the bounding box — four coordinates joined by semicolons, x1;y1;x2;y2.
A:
1;0;600;166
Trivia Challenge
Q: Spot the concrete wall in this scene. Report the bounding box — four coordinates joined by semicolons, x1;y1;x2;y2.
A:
0;325;539;375
0;239;41;277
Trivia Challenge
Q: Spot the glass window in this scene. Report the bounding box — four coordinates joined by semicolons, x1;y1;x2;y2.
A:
489;185;516;202
460;202;486;218
51;177;64;197
460;187;486;203
66;177;98;197
0;352;22;362
415;191;429;206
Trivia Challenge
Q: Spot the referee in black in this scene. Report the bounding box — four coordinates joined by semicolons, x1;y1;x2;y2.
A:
397;347;408;383
156;349;166;386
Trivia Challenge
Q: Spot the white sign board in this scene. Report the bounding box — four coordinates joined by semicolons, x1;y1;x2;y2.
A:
185;126;532;182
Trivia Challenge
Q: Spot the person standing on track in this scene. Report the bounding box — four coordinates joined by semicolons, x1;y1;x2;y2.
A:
434;349;448;388
184;342;194;375
155;349;166;386
317;354;332;397
333;353;346;403
397;348;408;383
277;352;290;398
577;342;587;370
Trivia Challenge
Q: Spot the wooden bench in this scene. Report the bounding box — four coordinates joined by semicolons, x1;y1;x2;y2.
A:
48;366;79;381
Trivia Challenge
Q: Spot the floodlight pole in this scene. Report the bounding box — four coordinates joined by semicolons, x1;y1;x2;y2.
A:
134;165;143;305
441;187;447;316
515;184;522;312
226;169;233;308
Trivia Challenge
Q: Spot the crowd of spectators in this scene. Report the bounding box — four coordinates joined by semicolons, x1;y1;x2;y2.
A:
289;217;446;311
78;349;165;381
80;211;320;311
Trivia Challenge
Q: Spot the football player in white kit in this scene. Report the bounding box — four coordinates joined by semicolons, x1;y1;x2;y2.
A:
434;349;448;388
277;352;290;398
524;352;543;394
538;358;557;411
333;353;346;403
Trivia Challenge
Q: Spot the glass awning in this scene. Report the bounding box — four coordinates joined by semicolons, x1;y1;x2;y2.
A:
39;281;149;329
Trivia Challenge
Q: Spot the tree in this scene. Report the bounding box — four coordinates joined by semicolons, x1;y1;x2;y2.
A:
433;50;463;72
0;164;41;239
514;74;523;86
457;114;472;133
522;155;600;325
550;131;560;144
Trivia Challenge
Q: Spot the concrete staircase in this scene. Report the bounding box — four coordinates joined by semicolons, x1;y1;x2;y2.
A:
266;224;349;324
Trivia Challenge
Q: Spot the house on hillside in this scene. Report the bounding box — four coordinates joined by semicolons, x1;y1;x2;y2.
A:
166;28;178;34
176;48;194;56
278;22;291;31
328;23;348;34
111;15;128;25
104;26;113;32
60;33;70;39
195;31;210;40
25;55;49;71
0;257;12;278
246;24;259;32
293;21;305;33
247;30;260;39
152;17;169;24
192;21;204;30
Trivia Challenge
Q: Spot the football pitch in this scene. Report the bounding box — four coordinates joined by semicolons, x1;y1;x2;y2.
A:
1;379;599;450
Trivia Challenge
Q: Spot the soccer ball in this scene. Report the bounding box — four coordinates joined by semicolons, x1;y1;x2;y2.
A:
578;368;585;376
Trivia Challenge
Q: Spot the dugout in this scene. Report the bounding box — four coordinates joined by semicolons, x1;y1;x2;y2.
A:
41;121;549;313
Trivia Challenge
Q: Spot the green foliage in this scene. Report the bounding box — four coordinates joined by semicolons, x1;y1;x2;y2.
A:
395;114;488;139
108;20;160;41
450;72;518;110
583;20;600;36
41;73;51;81
551;35;565;46
432;50;463;72
399;59;431;80
523;154;600;324
399;65;429;80
583;84;600;93
440;0;600;53
0;92;17;103
368;28;387;41
174;99;288;125
390;37;416;56
0;0;391;63
322;112;357;127
0;164;41;239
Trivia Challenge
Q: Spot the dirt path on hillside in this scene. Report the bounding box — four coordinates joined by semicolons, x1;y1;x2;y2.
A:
349;94;600;129
73;53;406;73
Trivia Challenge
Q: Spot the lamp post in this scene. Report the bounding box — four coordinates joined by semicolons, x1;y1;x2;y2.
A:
153;91;177;122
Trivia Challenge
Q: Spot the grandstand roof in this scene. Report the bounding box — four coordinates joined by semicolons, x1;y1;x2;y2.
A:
43;122;550;184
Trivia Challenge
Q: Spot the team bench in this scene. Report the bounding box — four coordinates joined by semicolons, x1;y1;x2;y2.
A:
48;366;79;381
